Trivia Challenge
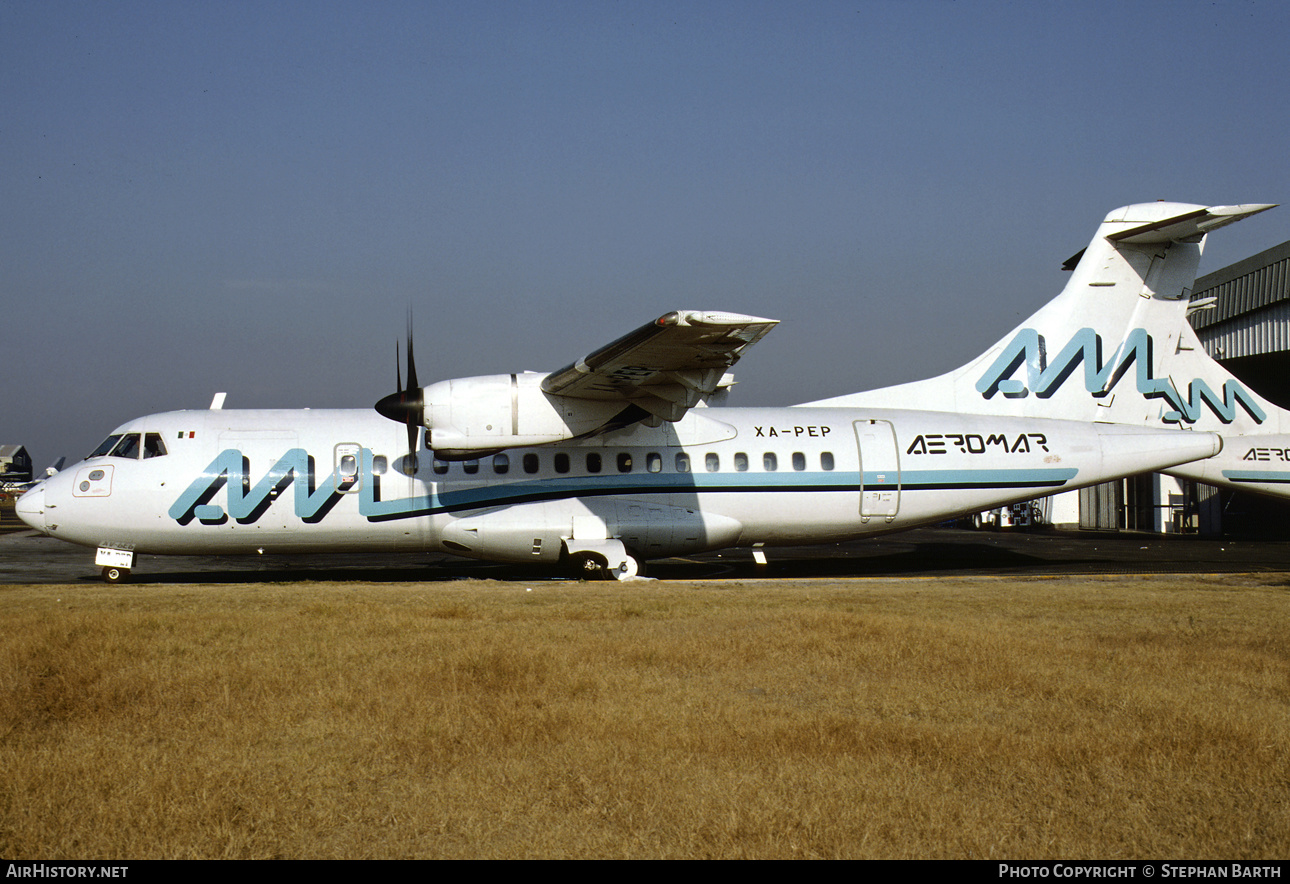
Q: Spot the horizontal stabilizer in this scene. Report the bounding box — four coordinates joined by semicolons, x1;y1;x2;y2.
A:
1106;204;1275;245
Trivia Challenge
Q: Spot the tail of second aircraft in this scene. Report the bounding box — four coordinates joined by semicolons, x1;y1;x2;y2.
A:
811;202;1279;428
807;200;1290;498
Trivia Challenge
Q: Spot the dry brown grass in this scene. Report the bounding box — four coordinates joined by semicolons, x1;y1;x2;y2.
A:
1;574;1286;858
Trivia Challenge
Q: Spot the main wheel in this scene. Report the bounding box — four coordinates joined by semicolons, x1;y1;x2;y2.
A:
568;552;609;580
612;555;641;581
101;566;130;584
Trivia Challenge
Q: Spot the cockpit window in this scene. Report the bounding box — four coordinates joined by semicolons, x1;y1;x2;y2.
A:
109;434;141;459
144;433;168;458
90;435;123;458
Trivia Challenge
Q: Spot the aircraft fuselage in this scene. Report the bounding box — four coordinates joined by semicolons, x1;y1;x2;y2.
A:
19;404;1220;569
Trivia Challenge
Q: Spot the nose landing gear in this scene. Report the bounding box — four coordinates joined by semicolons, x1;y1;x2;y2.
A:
95;547;135;584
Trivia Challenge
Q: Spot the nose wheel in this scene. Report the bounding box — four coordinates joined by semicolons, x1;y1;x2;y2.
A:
101;566;130;584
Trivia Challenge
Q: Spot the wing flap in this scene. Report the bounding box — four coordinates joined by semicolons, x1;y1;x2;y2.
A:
542;310;778;421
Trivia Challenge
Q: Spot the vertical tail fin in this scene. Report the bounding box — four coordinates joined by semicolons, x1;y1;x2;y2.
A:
810;202;1276;430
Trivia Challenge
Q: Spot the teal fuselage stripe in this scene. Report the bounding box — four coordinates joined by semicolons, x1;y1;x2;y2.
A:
169;447;1079;525
896;468;1077;489
1221;470;1290;485
364;467;1079;521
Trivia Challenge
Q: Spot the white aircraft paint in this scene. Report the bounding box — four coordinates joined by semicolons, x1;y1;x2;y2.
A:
819;202;1287;502
18;202;1273;582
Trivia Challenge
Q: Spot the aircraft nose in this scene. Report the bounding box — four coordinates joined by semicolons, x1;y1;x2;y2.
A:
15;486;45;532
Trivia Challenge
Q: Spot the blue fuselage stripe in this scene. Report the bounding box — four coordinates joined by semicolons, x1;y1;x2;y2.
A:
1222;470;1290;485
365;467;1078;520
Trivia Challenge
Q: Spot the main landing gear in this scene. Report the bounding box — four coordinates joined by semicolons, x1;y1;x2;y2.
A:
563;536;643;581
567;550;643;581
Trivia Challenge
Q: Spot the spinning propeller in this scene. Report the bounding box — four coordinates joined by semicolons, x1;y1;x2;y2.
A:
374;321;426;468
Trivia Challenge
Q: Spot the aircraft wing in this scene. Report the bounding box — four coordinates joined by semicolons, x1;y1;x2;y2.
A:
541;310;779;421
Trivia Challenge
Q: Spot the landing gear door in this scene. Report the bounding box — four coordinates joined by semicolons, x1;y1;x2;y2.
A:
855;420;900;522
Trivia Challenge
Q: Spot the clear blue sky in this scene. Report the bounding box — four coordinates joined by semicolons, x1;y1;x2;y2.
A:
5;0;1289;467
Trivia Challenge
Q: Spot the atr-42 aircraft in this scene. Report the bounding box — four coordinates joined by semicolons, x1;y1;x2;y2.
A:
16;202;1278;582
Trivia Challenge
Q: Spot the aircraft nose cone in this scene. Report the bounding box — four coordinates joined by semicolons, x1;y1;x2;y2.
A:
15;486;45;532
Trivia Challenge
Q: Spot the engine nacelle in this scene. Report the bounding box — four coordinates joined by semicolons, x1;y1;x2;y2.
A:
424;372;625;455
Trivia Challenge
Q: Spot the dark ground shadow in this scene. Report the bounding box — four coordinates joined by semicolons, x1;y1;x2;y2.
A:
6;527;1290;585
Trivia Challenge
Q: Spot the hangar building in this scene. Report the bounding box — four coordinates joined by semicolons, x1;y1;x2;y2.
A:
0;445;32;485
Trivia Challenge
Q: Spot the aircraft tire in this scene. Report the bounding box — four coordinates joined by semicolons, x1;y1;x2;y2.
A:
612;555;641;581
102;566;130;584
568;552;609;580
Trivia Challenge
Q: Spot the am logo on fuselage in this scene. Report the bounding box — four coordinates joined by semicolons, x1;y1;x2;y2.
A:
169;448;435;526
975;328;1266;425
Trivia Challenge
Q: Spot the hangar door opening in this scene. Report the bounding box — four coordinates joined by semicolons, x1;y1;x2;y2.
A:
854;420;901;522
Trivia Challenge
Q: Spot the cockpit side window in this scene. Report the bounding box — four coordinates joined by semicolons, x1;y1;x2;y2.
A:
90;435;123;458
144;433;168;458
109;434;142;459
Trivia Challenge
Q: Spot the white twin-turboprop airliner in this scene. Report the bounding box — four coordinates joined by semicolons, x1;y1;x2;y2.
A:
17;202;1284;582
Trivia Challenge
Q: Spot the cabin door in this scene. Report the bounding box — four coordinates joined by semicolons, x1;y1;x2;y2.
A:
854;420;901;522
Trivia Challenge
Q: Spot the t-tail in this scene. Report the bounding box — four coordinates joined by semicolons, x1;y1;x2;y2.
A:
805;201;1290;499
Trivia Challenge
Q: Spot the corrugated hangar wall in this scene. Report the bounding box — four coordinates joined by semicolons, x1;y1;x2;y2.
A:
1192;240;1290;410
1181;240;1290;536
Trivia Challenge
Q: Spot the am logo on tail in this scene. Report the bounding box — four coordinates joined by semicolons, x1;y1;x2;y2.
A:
812;202;1287;493
17;203;1271;581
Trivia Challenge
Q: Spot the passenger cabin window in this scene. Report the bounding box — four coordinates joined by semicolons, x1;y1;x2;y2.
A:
433;459;449;475
792;452;806;471
493;454;509;474
675;452;691;473
646;452;662;473
821;452;835;471
523;453;539;474
764;452;777;471
554;452;570;474
586;452;602;473
462;459;480;475
617;452;633;473
734;452;749;472
372;455;388;475
705;453;720;472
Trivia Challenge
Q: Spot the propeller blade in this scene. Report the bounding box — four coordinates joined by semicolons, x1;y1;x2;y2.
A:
406;320;418;394
374;314;426;470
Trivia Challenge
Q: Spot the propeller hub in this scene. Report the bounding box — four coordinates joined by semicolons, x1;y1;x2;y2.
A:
374;323;427;464
375;389;421;423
